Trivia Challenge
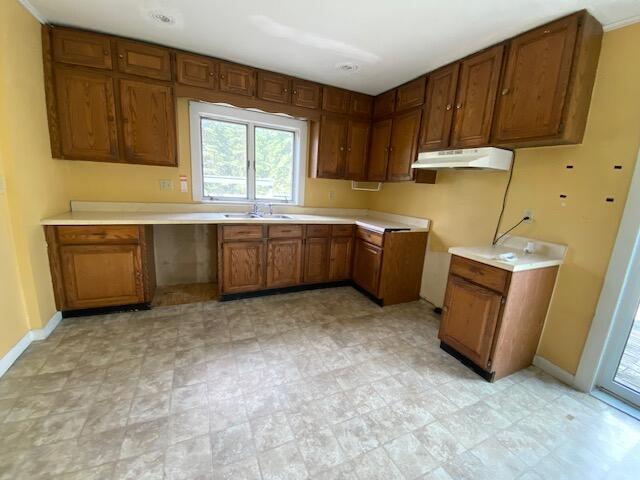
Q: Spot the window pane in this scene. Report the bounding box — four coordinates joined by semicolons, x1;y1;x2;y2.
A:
201;118;247;198
255;127;294;202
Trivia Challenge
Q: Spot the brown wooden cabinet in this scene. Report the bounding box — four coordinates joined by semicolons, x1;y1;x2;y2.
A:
450;45;504;148
316;115;348;178
267;239;303;288
373;90;396;119
176;53;217;89
322;86;350;114
219;62;255;96
257;72;291;104
345;120;370;180
117;40;172;81
291;80;321;109
387;109;421;181
119;79;177;166
304;237;330;283
349;93;373;117
52;28;112;70
54;67;119;162
329;236;353;281
419;64;459;151
367;119;393;181
396;77;426;111
352;238;383;296
222;241;265;294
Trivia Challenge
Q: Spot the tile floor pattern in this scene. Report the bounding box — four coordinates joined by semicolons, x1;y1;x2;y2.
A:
615;311;640;393
0;287;639;480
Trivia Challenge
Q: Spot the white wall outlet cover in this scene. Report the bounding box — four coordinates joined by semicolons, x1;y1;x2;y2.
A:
523;209;534;223
159;179;174;191
180;175;188;193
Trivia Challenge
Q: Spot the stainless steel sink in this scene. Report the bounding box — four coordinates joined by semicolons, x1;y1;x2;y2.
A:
264;214;292;219
223;213;262;219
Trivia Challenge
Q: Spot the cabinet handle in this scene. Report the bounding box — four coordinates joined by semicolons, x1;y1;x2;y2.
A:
389;146;393;152
118;54;124;59
103;50;109;56
442;305;449;312
348;147;352;152
543;29;551;34
446;104;452;111
339;147;344;151
501;88;510;96
293;90;297;94
456;103;463;109
220;74;225;79
209;72;215;76
283;88;288;93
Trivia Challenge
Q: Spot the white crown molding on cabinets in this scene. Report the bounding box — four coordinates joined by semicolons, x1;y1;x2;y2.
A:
18;0;47;24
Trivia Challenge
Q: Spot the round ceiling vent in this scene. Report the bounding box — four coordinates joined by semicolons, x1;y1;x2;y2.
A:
149;11;175;25
335;62;360;73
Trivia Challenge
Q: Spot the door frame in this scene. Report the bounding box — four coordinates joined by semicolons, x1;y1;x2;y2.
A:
574;148;640;392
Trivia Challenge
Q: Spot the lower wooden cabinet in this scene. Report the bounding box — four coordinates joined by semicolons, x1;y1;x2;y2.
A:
267;238;303;288
221;241;265;294
304;237;330;283
45;225;156;311
352;238;383;296
329;236;353;281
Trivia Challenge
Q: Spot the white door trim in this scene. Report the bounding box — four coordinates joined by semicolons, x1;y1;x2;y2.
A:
574;148;640;391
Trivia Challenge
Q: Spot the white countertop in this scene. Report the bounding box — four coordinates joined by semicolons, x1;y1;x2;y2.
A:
449;236;567;272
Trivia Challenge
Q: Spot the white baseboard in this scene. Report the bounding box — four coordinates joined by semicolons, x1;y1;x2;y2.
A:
533;355;576;386
0;311;62;378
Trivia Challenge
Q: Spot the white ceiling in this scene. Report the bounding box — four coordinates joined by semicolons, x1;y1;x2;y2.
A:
23;0;640;95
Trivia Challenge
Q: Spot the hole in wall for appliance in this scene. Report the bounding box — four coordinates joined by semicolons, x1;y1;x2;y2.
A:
614;165;622;170
606;198;614;202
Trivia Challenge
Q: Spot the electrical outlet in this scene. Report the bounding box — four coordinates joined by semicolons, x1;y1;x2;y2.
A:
329;190;335;200
523;209;534;223
159;179;173;191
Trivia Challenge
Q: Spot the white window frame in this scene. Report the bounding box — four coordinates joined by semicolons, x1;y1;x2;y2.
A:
190;101;307;205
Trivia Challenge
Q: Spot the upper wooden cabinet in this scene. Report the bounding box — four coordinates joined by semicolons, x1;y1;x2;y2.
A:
116;40;172;81
367;119;393;181
450;45;504;148
257;72;291;104
387;109;421;181
373;90;396;119
291;80;321;109
176;53;217;89
396;77;426;111
316;115;348;178
345;120;370;180
219;62;255;96
420;64;459;151
54;67;118;162
349;93;373;117
322;86;350;114
52;29;112;70
119;80;176;166
492;12;601;147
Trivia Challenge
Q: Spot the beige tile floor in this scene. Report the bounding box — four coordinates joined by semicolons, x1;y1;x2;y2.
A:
1;286;639;480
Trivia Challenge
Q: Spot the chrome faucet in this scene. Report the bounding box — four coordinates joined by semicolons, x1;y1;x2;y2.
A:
249;202;273;217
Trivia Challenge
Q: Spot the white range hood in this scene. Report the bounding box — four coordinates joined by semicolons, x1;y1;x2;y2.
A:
411;147;513;171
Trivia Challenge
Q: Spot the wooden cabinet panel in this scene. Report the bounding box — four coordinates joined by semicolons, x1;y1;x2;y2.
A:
54;68;118;161
450;45;504;148
317;115;348;178
374;90;396;118
117;40;172;81
331;225;354;237
306;225;331;237
387;109;421;181
268;225;303;238
352;239;383;296
450;255;509;293
322;86;350;114
222;241;265;293
420;64;459;151
349;93;373;117
345;120;370;180
304;237;330;283
52;29;112;69
219;62;255;96
257;72;291;104
60;244;145;309
291;80;321;109
329;236;353;281
176;53;217;89
119;79;176;166
439;275;502;368
396;77;426;111
57;226;139;245
367;119;392;181
356;227;384;247
222;225;264;241
492;15;579;143
267;239;303;288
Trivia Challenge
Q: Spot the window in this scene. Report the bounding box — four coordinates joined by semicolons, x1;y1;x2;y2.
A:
190;102;307;204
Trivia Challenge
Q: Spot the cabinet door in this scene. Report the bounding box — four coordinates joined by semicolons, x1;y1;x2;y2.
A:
119;80;176;166
352;239;382;296
117;40;172;81
492;15;579;143
219;62;255;96
374;90;396;118
291;80;321;109
60;244;144;309
396;77;426;111
439;275;502;368
387;109;422;181
322;86;350;114
222;241;265;294
257;72;291;104
304;237;330;283
55;68;119;161
367;119;393;181
176;53;217;89
345;120;370;180
267;239;303;288
450;45;504;148
419;64;459;151
52;29;112;69
349;93;373;117
329;236;353;281
317;115;348;178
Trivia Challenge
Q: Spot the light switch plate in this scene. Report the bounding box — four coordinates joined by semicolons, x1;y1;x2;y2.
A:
159;179;173;191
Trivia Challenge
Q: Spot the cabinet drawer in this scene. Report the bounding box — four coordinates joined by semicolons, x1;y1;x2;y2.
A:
52;29;112;70
57;226;140;245
222;225;264;241
268;225;303;238
356;227;384;247
449;255;510;293
331;224;354;237
306;225;331;237
117;40;172;81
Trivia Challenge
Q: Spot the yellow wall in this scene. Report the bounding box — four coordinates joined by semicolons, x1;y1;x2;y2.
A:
368;23;640;374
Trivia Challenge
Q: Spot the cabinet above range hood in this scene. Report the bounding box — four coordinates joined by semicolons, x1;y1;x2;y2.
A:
411;147;513;171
